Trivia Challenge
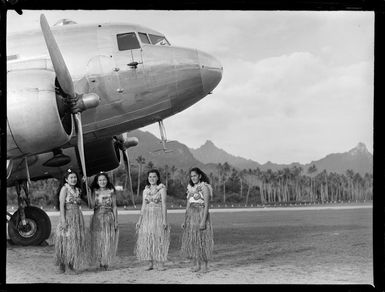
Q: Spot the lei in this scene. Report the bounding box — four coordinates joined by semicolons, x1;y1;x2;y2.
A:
187;182;213;200
145;183;165;194
187;182;205;200
144;183;165;203
64;183;81;204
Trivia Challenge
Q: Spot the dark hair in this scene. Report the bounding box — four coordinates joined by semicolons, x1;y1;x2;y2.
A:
145;169;162;186
189;167;210;187
55;169;81;210
90;172;116;192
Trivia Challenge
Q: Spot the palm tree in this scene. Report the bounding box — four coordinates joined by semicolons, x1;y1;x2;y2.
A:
307;164;317;202
353;172;364;201
239;169;246;198
170;165;177;181
317;170;328;203
146;161;154;171
263;169;273;203
254;168;264;203
164;164;169;188
363;173;372;200
291;166;303;201
244;169;254;205
216;163;223;193
177;168;188;186
222;162;231;204
276;169;284;202
243;168;261;205
346;169;355;201
136;155;146;198
209;172;215;200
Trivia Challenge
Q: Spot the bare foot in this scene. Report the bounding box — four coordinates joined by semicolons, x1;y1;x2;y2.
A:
66;268;78;275
158;264;166;271
56;266;65;274
191;265;201;272
200;266;208;273
101;265;109;271
145;265;154;271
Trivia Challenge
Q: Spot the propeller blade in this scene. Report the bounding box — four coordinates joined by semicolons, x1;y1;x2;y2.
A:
122;150;129;191
74;113;91;207
122;149;129;171
40;14;74;96
113;132;138;208
6;159;13;179
123;149;136;208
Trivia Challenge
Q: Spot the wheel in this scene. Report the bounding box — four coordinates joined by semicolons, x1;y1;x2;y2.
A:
8;206;51;246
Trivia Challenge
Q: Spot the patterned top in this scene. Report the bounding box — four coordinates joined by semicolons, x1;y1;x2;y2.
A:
186;182;212;204
64;183;82;205
94;188;114;209
143;184;166;205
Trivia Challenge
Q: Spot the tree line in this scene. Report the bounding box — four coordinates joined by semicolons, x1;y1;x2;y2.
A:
7;157;372;208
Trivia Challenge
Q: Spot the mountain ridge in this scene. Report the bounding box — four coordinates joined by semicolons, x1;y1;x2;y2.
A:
128;130;372;175
190;139;372;175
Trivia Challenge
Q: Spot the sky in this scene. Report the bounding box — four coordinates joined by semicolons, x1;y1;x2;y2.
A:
6;10;374;164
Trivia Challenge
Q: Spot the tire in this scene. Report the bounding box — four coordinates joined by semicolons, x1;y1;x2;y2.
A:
8;206;52;246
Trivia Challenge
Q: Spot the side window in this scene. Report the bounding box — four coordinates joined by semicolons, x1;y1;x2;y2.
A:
138;32;151;44
148;34;170;46
117;32;140;51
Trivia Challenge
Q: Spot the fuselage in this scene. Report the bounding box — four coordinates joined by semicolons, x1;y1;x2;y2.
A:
7;21;223;150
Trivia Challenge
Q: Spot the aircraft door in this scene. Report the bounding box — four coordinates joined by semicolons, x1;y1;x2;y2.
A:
85;26;122;101
112;30;146;104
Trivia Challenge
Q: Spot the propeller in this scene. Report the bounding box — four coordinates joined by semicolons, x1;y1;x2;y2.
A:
113;133;138;207
40;14;100;207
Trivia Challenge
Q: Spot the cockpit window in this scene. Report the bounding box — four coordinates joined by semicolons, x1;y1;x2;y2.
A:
138;32;151;44
148;34;170;46
117;32;140;50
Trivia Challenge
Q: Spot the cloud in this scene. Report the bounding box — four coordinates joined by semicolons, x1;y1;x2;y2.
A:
156;51;373;164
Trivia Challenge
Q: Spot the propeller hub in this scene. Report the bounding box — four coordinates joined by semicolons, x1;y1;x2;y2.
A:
113;135;139;151
69;93;100;114
123;137;139;149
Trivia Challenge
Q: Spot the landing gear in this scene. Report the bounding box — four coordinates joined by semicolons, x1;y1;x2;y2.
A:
150;120;174;154
7;181;51;246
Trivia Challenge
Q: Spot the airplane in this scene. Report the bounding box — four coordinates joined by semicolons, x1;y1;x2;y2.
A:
5;14;223;246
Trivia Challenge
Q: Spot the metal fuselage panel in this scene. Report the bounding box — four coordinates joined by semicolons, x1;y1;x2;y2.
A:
7;23;205;149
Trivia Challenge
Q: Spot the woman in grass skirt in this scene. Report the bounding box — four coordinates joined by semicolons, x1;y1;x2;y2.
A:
55;169;87;274
135;169;170;271
181;167;214;273
89;172;119;271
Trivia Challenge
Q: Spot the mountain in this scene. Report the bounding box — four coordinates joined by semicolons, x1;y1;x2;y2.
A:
125;130;204;170
125;130;372;175
189;140;262;170
303;142;373;175
190;140;372;175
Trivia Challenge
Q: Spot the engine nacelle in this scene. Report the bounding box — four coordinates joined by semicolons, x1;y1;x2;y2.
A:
7;138;120;186
84;138;121;176
7;69;73;158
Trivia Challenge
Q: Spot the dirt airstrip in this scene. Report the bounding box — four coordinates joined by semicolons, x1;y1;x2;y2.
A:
6;204;373;284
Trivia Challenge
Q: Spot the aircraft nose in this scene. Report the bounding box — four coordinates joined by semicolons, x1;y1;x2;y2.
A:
198;50;223;95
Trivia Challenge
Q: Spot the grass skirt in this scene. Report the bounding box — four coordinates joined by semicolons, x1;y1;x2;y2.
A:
135;203;170;262
90;207;119;267
181;203;214;261
55;204;87;270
